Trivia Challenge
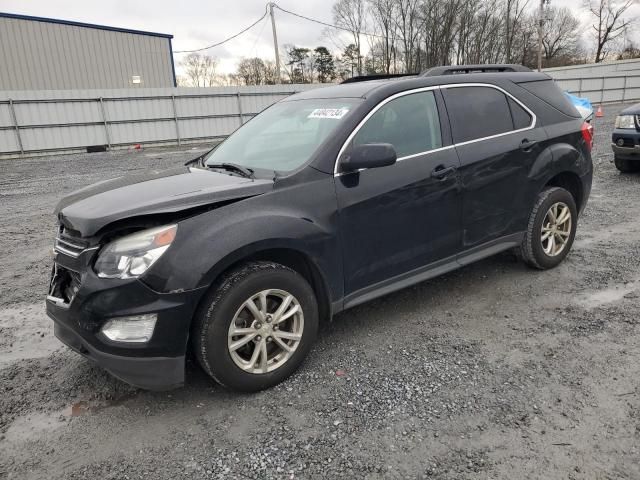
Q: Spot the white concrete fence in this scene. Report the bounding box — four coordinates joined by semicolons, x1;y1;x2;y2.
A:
545;58;640;106
0;84;322;159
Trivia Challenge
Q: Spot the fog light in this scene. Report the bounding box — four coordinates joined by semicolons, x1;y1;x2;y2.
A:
101;314;157;343
617;138;625;147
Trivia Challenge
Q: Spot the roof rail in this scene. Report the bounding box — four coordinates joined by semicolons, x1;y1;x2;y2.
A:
421;64;532;76
340;73;418;84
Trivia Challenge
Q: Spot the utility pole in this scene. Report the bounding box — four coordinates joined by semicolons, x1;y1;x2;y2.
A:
269;2;281;83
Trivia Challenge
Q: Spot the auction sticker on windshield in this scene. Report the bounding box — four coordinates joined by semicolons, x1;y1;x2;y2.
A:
308;108;350;119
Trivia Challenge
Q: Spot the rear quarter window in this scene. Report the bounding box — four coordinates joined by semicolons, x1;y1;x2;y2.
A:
508;98;533;130
517;80;580;118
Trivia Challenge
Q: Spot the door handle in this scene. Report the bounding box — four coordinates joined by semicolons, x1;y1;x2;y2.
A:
520;139;537;152
431;165;456;180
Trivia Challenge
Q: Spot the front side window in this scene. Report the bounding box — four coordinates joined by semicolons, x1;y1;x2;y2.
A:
444;86;529;143
352;91;442;158
205;98;361;173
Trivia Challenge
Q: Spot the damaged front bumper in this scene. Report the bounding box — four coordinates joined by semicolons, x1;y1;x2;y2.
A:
46;246;207;391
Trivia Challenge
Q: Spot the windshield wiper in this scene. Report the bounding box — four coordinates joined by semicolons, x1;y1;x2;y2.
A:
184;155;205;167
207;163;254;179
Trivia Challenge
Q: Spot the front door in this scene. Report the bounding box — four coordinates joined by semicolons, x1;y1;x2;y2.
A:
335;89;462;298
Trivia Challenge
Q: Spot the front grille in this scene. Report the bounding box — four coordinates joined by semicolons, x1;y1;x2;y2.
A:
48;264;81;305
54;225;88;258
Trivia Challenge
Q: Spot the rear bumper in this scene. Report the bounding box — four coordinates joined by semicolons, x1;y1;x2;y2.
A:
53;320;184;390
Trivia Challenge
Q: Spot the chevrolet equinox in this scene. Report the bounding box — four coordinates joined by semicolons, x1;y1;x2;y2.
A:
47;65;593;392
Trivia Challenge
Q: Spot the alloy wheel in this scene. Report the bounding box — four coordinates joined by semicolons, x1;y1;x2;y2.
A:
541;201;572;257
227;289;304;374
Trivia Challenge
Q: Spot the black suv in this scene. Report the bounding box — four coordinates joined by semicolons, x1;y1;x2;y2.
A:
47;65;593;392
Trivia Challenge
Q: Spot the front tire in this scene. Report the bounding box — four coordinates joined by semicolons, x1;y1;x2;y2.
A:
520;187;577;270
614;156;640;173
193;261;318;392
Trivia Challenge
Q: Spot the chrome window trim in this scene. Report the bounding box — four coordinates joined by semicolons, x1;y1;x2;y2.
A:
333;82;537;177
440;83;536;147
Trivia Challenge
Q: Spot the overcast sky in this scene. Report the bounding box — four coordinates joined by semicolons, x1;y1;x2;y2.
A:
2;0;639;74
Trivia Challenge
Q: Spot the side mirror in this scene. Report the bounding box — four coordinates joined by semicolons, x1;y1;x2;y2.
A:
340;143;397;172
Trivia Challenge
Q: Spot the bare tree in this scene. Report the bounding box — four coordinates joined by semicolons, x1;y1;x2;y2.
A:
420;0;467;69
332;0;366;75
395;0;424;72
456;0;504;64
585;0;636;63
512;12;538;67
368;0;398;73
236;58;279;85
180;53;218;87
541;7;581;66
504;0;531;63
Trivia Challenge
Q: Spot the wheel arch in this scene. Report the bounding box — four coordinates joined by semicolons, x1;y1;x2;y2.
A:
543;171;584;214
196;242;334;325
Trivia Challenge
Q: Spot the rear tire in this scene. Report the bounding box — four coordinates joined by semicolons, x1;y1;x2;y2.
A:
193;261;318;392
614;156;640;173
520;187;577;270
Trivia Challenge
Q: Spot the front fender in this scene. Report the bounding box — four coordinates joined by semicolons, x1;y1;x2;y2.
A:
143;176;342;303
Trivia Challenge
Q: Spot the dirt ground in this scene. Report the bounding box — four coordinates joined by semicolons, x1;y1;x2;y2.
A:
1;105;639;480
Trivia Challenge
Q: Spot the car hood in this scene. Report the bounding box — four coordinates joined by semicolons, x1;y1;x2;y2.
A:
620;103;640;115
55;167;273;236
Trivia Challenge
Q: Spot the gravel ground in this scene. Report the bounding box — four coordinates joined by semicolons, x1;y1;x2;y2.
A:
1;107;639;480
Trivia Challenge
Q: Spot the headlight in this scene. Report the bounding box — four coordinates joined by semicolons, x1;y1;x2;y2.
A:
94;224;177;279
615;115;636;129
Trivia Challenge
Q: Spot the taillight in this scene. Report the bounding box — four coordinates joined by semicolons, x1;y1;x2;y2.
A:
581;121;594;152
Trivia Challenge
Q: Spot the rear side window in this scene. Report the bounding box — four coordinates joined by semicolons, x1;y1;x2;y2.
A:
517;80;580;117
443;86;515;143
353;91;442;158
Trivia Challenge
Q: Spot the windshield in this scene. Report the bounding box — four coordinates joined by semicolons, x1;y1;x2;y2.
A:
204;98;361;172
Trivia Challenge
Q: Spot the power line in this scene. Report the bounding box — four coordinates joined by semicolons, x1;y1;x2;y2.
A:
250;15;269;58
173;2;385;56
174;5;269;53
273;3;385;39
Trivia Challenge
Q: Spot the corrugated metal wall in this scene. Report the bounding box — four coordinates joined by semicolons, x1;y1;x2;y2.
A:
0;15;175;90
545;59;640;104
0;84;326;158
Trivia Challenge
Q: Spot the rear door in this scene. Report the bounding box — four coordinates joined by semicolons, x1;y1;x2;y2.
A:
441;84;547;251
335;88;462;298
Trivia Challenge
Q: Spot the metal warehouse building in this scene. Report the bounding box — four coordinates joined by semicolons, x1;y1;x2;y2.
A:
0;12;176;90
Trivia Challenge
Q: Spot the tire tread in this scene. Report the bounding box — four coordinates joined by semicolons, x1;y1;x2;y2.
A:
192;261;314;391
520;187;571;270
